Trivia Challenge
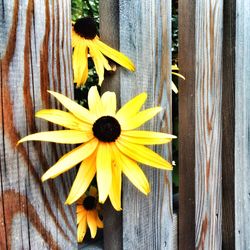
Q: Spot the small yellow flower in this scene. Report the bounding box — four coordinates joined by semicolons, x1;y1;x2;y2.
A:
18;86;176;210
77;186;103;242
171;64;185;93
72;17;135;86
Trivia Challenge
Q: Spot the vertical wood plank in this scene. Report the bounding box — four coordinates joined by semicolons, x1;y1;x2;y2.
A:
0;1;76;249
179;0;223;249
99;1;122;249
120;1;173;249
179;0;196;248
222;0;235;248
235;0;250;249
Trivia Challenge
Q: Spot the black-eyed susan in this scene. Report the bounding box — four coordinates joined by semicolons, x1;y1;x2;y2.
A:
171;64;185;93
18;86;176;210
77;186;103;242
72;17;135;87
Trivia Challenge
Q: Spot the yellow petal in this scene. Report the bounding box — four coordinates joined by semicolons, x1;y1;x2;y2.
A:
35;109;92;131
171;64;179;70
101;91;116;116
77;208;86;224
88;86;103;117
77;214;87;242
18;130;93;145
88;40;112;71
87;211;97;238
65;155;96;204
77;206;85;213
115;92;147;121
88;40;112;86
116;139;172;170
120;107;162;130
94;38;135;71
115;150;150;195
172;71;185;80
73;40;88;85
41;138;98;181
77;60;89;87
171;81;178;94
109;161;122;211
72;29;81;47
95;212;104;228
120;130;176;145
96;143;112;203
48;91;96;123
91;56;105;85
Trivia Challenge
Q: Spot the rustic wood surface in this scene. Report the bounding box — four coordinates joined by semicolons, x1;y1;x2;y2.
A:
0;1;76;249
235;0;250;249
179;0;223;249
222;0;235;248
119;1;173;249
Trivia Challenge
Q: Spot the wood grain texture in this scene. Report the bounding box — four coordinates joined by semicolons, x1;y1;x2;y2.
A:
119;1;173;249
179;1;223;249
235;0;250;249
99;1;122;250
195;2;223;249
222;0;235;248
0;1;76;249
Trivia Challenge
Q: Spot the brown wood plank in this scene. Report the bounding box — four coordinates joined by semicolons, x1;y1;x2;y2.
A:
0;1;76;249
178;0;196;249
222;0;235;249
119;0;173;249
99;1;122;249
179;0;223;249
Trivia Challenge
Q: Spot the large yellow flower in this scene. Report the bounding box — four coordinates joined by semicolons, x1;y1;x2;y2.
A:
18;86;176;210
72;17;135;86
77;186;103;242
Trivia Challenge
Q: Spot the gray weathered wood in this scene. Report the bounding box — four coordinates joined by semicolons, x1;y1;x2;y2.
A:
120;1;173;249
195;2;223;249
235;0;250;249
0;1;76;249
179;0;223;249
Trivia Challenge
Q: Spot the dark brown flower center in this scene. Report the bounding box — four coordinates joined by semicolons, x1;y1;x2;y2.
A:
92;116;121;142
74;17;98;39
83;196;97;211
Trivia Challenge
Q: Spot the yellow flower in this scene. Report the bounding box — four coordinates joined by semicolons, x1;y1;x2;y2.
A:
18;86;176;210
171;64;185;93
77;186;103;242
72;17;135;87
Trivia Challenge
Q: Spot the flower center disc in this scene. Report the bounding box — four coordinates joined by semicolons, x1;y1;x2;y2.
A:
92;116;121;142
74;17;98;39
83;196;97;211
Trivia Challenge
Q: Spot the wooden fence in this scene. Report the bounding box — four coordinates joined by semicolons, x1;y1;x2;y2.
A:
0;0;249;249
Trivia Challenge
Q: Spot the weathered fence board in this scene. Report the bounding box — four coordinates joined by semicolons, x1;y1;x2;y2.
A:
179;0;223;249
0;1;76;249
235;0;250;249
119;1;173;249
